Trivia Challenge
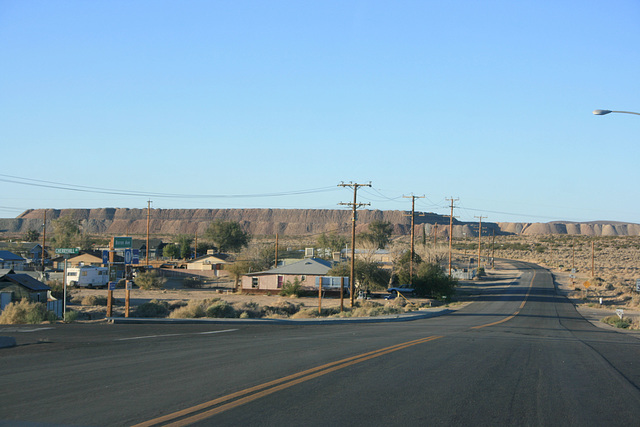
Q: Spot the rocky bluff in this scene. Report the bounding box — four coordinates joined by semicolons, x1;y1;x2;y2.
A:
2;208;639;237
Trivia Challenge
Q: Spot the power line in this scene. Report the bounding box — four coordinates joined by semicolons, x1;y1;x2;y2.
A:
0;174;338;200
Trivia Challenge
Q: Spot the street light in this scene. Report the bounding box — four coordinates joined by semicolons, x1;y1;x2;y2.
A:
593;109;640;116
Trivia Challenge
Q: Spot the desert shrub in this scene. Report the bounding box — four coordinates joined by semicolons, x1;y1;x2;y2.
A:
0;300;51;324
81;295;108;306
233;301;263;318
291;307;341;318
136;271;167;290
279;278;303;297
168;299;218;318
602;315;632;329
264;300;303;317
206;300;236;318
135;300;170;318
64;310;79;323
183;277;205;289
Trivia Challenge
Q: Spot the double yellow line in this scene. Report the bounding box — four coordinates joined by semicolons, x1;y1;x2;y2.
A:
136;266;538;426
135;335;443;426
470;268;536;330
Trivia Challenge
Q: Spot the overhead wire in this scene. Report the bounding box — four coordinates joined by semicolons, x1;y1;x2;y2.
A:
0;174;339;200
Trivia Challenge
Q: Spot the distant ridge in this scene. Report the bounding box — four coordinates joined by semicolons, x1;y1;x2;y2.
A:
0;208;638;237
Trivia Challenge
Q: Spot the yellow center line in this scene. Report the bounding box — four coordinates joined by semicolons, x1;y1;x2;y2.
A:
134;335;443;427
471;268;536;330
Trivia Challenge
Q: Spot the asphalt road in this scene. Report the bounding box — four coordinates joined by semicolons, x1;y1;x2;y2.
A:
2;260;640;426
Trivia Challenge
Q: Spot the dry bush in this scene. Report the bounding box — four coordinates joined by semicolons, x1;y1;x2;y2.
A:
264;300;303;318
169;300;208;318
81;295;108;306
0;300;54;324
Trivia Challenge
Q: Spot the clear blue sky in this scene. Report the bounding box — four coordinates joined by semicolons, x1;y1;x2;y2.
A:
1;1;639;224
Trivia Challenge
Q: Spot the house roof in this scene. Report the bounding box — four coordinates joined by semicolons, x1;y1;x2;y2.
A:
0;273;50;291
0;243;42;252
247;258;333;276
0;251;25;262
188;253;231;264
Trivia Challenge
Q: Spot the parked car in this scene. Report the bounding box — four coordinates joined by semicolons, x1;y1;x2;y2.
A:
386;284;415;297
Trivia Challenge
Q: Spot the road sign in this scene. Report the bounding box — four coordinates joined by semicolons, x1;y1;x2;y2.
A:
114;236;132;249
102;250;109;265
124;249;133;265
583;281;591;288
108;282;117;291
109;266;117;282
132;249;140;264
55;248;79;255
616;309;624;319
636;279;640;292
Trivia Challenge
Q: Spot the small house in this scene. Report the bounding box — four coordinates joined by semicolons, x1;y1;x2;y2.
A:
241;258;332;292
0;251;27;270
0;270;51;303
186;251;231;273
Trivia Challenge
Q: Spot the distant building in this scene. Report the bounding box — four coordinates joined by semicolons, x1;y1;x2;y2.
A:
0;251;27;270
241;258;332;292
186;251;231;274
0;269;50;303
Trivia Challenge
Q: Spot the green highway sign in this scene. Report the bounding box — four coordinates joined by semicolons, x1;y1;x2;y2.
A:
55;248;79;255
113;236;133;249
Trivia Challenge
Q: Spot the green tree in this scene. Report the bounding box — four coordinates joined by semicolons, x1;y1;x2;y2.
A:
317;232;348;254
163;244;180;259
174;235;194;259
51;215;91;249
204;220;250;253
394;251;424;285
226;260;263;291
328;259;390;293
411;262;457;299
358;220;393;249
24;229;40;242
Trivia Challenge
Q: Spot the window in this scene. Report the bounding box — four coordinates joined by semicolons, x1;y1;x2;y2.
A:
252;277;258;288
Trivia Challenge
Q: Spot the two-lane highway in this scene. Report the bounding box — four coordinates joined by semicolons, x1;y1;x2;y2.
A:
2;260;640;426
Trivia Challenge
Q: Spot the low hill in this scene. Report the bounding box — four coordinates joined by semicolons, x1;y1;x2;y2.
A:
0;208;638;238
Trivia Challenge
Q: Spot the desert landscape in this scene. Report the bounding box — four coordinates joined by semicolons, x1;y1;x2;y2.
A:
61;233;640;329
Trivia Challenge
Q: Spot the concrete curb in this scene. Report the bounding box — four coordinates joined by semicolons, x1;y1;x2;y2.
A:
107;308;454;325
0;336;17;348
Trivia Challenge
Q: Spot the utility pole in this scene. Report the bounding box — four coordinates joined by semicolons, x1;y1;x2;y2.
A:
41;210;46;272
194;230;198;259
339;181;371;307
275;233;279;268
403;194;425;284
591;240;595;277
433;223;438;245
474;215;486;271
447;198;458;277
146;200;151;266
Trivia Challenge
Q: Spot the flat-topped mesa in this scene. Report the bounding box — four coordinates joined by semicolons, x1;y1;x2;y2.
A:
3;208;639;237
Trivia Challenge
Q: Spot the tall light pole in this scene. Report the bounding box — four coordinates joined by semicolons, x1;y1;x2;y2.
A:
593;109;640;116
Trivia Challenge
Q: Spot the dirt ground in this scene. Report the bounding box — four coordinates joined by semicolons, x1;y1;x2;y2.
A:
67;278;441;320
66;257;640;327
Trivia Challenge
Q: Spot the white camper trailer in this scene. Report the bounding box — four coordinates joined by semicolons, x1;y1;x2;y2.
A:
66;266;109;288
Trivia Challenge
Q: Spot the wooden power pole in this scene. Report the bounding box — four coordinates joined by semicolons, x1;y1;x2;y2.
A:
474;215;486;271
403;194;425;284
447;198;458;277
339;181;371;306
